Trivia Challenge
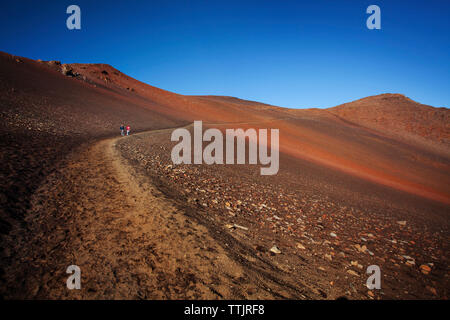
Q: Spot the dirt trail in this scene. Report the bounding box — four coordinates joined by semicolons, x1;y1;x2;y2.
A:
1;129;309;299
48;134;249;299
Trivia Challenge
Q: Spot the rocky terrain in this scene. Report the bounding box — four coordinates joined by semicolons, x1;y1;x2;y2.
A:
116;127;449;299
0;51;448;299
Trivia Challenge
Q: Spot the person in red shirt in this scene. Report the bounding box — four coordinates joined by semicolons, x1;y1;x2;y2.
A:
126;125;130;136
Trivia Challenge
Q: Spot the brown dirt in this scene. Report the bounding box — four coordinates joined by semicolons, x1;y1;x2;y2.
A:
1;129;323;299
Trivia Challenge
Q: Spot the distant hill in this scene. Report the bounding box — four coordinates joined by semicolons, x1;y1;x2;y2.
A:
328;93;450;147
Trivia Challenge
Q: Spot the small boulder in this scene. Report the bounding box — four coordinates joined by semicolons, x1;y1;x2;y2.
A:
270;245;281;254
347;270;359;276
420;264;431;275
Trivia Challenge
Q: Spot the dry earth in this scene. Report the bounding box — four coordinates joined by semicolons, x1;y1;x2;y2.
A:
1;128;324;299
116;126;449;300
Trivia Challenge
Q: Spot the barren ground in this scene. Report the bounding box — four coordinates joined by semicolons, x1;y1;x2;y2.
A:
1;129;325;299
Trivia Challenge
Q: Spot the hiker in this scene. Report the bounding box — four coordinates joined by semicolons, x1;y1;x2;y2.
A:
126;125;130;136
120;124;125;136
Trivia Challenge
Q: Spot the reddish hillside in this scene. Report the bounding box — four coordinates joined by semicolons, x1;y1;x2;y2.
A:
0;51;449;299
1;50;449;213
328;93;450;149
1;51;449;224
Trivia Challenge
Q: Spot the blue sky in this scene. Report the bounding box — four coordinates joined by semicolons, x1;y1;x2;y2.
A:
0;0;449;108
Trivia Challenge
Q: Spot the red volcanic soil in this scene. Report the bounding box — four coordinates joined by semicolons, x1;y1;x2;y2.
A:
0;51;449;299
329;93;450;147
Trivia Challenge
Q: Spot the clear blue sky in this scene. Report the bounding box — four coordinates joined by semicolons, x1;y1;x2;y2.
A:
0;0;449;108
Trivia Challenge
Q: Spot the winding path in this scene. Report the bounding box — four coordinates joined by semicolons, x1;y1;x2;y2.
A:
3;124;310;299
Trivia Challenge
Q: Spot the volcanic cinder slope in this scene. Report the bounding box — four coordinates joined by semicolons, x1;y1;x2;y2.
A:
0;51;448;299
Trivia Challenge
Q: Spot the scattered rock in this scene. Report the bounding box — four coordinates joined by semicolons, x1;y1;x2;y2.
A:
270;245;281;254
420;264;431;275
347;270;359;276
355;244;367;253
405;260;415;267
48;60;61;66
233;224;248;231
225;223;249;231
426;286;437;296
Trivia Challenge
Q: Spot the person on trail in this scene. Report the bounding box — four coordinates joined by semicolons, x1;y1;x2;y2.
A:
120;124;125;136
126;125;130;136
